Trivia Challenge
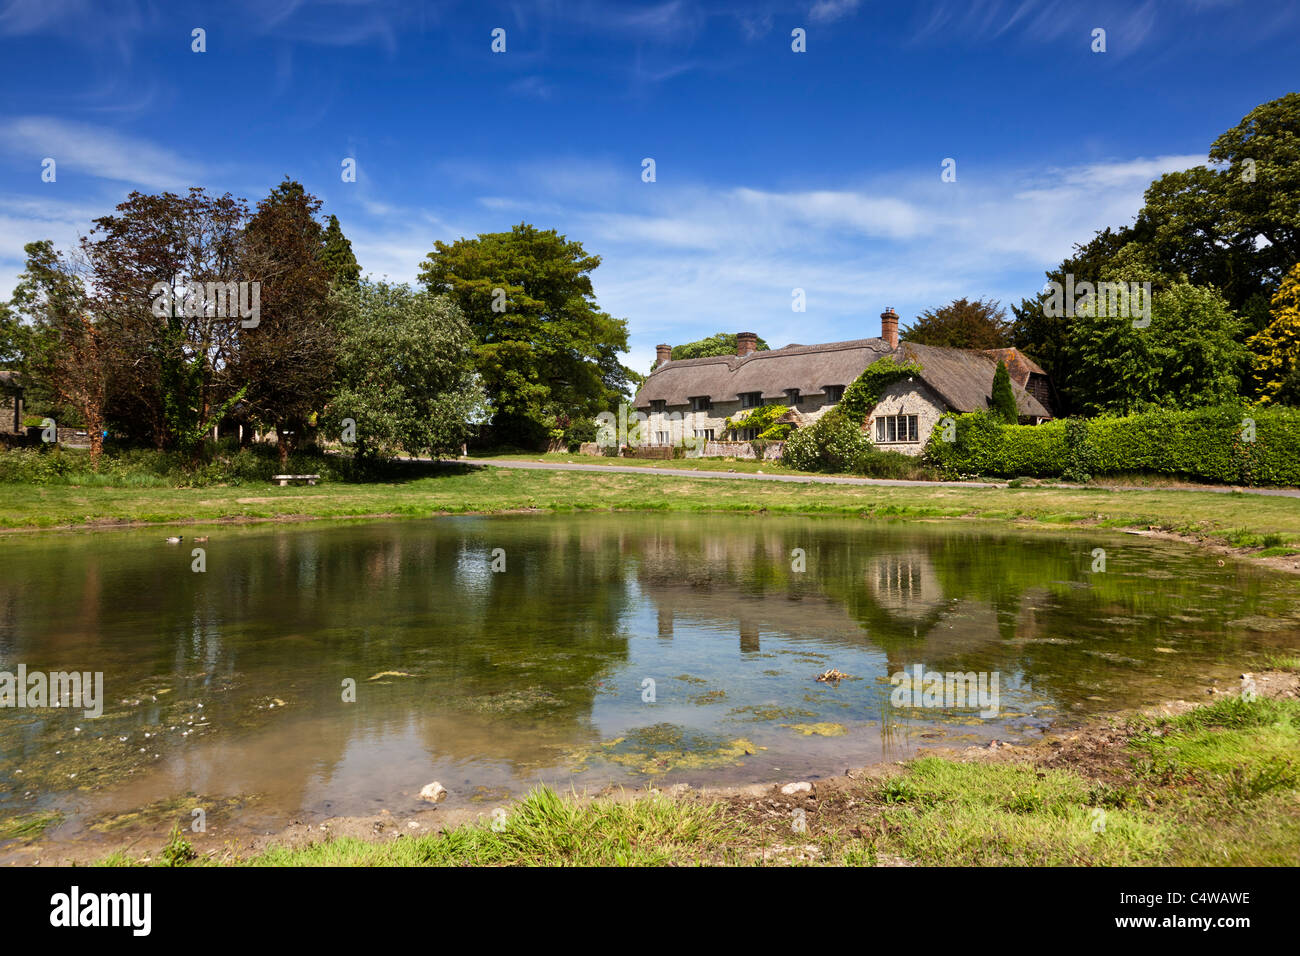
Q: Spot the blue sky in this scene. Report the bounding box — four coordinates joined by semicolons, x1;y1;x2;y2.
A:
0;0;1296;372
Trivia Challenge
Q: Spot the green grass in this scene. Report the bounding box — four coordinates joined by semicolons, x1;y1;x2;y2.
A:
250;788;735;867
471;450;810;475
1262;654;1300;672
859;758;1171;866
0;810;63;843
2;462;1299;560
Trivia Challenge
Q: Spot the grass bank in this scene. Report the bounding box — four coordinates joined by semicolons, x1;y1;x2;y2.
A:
2;462;1298;564
100;685;1300;867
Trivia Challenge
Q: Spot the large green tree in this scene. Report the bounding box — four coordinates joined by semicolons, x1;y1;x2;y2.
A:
325;281;485;460
1016;94;1300;409
81;188;250;450
417;223;635;447
1065;280;1247;415
8;241;108;460
902;297;1011;349
319;214;361;288
235;179;339;462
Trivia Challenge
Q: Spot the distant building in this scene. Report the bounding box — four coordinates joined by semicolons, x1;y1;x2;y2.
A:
0;371;24;435
633;309;1054;455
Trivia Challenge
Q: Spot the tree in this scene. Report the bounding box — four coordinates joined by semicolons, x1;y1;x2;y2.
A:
81;188;251;452
1209;93;1300;284
1066;280;1247;415
9;241;108;462
1249;262;1300;405
1017;94;1300;413
319;215;361;288
657;332;770;370
902;297;1011;349
417;223;636;447
235;179;339;463
0;299;24;369
990;359;1017;423
325;281;486;459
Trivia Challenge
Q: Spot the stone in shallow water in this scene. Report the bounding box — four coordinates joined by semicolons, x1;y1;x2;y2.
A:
419;782;447;803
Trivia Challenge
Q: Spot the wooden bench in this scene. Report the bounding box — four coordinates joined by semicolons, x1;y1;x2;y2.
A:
272;474;320;486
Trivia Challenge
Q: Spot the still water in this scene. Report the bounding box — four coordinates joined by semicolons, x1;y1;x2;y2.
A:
2;514;1298;847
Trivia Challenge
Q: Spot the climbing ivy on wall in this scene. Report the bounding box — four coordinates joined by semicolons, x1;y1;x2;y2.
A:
780;356;924;471
724;403;790;439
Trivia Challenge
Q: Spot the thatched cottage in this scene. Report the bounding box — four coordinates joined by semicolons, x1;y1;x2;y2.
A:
632;309;1054;455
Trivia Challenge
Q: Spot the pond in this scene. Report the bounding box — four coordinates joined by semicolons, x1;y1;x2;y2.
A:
1;514;1298;852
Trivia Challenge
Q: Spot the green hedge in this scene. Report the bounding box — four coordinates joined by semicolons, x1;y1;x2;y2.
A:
922;405;1300;486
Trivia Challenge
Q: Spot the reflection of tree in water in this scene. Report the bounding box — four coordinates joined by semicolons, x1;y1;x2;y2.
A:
0;520;639;786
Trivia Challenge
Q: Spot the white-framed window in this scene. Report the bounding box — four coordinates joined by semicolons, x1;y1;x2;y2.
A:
740;392;762;408
690;396;711;412
823;385;844;404
694;428;715;441
736;427;759;441
655;431;671;445
875;414;919;443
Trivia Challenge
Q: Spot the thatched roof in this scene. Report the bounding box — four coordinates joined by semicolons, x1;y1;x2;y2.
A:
980;347;1048;388
634;338;1052;419
896;343;1051;418
635;338;893;406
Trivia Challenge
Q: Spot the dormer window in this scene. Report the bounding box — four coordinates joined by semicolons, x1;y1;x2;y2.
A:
690;396;711;412
824;385;844;404
784;389;801;407
740;392;762;408
650;400;666;414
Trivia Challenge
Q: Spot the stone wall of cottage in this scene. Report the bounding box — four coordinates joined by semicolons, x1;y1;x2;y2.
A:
0;390;22;435
641;393;840;444
865;380;949;457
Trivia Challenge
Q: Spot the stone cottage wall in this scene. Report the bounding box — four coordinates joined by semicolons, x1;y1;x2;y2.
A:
0;389;21;435
867;380;949;456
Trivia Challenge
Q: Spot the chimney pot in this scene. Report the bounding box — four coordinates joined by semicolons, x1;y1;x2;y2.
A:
880;308;899;350
736;332;758;356
655;343;672;367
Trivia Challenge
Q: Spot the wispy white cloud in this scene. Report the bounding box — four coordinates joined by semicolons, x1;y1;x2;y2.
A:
809;0;862;24
906;0;1161;55
435;150;1208;371
0;117;209;190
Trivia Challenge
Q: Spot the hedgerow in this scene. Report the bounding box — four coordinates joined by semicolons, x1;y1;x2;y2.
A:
922;405;1300;486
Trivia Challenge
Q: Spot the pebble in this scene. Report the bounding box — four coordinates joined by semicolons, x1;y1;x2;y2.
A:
780;781;812;795
419;781;448;803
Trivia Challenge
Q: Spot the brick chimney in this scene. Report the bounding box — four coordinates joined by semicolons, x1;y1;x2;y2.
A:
880;308;899;350
655;344;672;367
736;332;758;356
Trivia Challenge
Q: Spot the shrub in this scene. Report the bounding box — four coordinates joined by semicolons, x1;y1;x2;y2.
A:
922;405;1300;486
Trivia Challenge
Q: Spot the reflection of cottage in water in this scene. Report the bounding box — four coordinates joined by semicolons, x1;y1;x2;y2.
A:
865;552;944;619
